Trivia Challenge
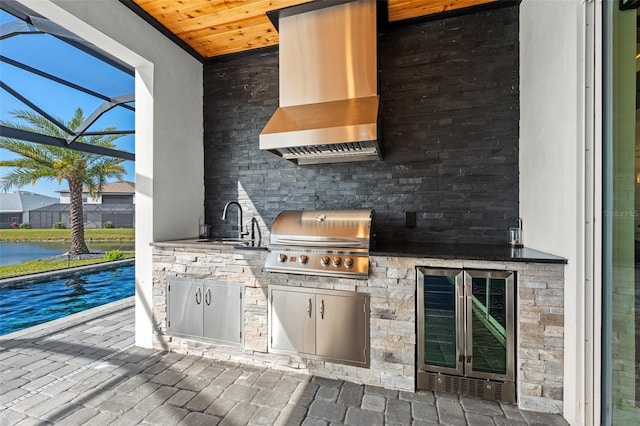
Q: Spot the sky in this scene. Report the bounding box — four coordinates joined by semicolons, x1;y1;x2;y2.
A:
0;9;135;199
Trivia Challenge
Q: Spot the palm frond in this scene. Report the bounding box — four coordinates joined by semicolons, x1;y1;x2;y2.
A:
0;139;57;168
1;107;130;195
2;109;69;139
1;168;57;191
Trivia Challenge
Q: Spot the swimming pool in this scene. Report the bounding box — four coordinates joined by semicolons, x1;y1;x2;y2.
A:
0;265;135;336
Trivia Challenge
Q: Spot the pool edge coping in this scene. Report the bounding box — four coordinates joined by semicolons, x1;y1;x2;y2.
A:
0;258;135;287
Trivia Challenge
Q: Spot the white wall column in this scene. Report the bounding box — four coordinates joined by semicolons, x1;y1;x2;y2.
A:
18;0;204;348
520;0;598;424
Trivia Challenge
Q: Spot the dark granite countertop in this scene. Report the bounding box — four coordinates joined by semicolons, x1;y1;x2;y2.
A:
151;238;268;251
371;242;566;264
154;239;565;263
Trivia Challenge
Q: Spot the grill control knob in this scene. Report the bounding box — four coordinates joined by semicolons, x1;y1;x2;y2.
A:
344;257;354;268
278;253;287;263
299;255;309;264
332;257;342;266
321;256;330;266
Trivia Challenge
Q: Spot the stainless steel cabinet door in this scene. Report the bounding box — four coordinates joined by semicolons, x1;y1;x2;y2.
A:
270;288;316;354
315;293;368;365
203;282;242;345
168;278;203;336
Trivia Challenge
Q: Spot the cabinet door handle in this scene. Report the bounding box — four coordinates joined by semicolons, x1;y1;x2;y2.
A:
195;287;202;305
307;298;312;318
205;288;211;306
320;299;325;319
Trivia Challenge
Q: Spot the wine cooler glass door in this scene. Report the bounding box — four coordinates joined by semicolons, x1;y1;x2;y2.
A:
417;268;465;376
464;270;515;382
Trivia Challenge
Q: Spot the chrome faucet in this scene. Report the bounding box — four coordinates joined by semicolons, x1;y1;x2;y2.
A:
222;201;249;239
250;217;262;246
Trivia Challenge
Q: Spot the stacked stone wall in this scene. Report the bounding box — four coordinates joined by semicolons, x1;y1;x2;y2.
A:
152;243;564;413
203;5;520;245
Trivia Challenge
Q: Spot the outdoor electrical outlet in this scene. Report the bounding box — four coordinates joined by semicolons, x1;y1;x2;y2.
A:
405;211;416;228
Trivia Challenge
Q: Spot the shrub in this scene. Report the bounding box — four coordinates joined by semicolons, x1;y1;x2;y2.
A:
105;249;124;261
10;222;19;229
19;222;31;229
103;221;115;229
52;222;66;229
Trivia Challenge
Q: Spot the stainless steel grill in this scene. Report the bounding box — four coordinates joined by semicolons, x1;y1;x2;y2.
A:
265;209;374;279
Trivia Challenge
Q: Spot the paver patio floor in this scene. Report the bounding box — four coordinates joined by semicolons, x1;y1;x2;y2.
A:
0;297;568;425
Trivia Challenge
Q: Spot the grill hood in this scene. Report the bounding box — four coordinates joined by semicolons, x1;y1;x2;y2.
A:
260;0;381;165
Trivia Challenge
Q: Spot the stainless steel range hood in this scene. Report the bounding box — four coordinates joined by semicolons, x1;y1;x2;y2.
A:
259;0;381;165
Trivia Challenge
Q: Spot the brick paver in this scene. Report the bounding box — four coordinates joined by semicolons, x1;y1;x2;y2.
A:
0;297;569;425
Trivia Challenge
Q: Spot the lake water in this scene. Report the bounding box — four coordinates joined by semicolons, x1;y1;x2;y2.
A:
0;241;135;266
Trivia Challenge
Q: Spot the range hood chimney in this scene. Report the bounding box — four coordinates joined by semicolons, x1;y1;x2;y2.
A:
260;0;381;165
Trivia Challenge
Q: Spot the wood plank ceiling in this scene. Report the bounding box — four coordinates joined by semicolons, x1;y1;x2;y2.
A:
131;0;496;59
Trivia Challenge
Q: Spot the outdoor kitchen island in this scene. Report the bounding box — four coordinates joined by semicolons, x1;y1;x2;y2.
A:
151;239;566;414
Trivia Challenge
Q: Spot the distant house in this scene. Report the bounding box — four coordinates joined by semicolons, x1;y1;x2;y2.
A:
58;180;135;205
28;181;135;229
0;191;58;228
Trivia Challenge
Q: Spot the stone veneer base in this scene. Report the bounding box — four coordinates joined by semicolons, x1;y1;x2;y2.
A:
152;242;564;414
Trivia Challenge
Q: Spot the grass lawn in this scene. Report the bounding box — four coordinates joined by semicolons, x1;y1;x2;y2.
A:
0;228;135;278
0;228;135;242
0;252;135;279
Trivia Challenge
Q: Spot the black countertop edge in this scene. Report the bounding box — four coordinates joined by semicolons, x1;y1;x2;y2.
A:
153;240;566;264
370;242;567;264
151;239;268;251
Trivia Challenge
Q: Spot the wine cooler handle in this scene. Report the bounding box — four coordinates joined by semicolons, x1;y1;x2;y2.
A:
307;298;312;317
205;288;211;306
195;287;202;305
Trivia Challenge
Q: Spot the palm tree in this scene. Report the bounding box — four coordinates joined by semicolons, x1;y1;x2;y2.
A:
0;108;126;254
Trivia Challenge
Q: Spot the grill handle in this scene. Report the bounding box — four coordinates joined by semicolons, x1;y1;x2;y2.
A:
272;238;364;247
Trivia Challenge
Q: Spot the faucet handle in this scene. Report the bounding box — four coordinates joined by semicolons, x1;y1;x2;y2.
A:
250;218;262;246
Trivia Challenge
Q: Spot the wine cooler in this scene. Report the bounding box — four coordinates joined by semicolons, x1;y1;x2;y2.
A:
416;267;516;403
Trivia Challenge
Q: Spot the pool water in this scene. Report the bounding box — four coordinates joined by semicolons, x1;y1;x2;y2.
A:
0;265;135;336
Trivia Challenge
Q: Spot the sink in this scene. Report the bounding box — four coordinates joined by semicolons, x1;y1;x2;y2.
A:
194;238;264;249
214;238;250;245
199;238;252;246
